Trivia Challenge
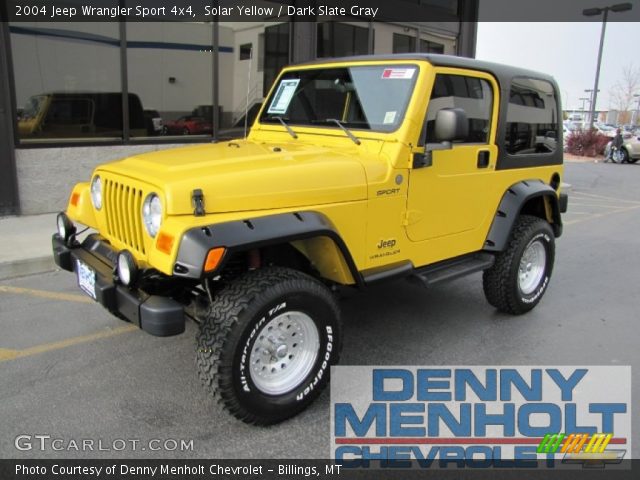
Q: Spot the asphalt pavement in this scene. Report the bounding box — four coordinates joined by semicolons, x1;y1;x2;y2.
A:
1;161;639;459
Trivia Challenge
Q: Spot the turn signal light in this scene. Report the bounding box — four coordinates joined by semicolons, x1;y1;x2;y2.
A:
70;192;80;206
156;232;174;254
204;247;226;272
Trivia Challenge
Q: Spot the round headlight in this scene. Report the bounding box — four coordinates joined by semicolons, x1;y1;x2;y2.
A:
142;193;162;237
91;175;102;210
56;212;76;241
116;251;137;286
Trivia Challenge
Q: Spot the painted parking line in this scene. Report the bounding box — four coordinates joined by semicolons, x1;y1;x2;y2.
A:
571;191;640;205
0;285;93;304
565;204;640;226
0;324;138;363
0;284;138;363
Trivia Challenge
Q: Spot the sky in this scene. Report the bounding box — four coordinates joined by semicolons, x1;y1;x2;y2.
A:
476;22;638;112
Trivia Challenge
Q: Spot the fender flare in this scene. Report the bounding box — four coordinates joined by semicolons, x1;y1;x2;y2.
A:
173;211;363;285
484;180;562;252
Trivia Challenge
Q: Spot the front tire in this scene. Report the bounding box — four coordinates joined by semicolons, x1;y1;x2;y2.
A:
196;267;341;425
483;215;555;315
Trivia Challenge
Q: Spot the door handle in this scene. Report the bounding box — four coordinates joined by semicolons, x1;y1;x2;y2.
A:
477;150;490;168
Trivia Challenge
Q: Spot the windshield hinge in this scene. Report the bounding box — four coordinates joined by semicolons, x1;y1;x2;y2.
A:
192;189;205;217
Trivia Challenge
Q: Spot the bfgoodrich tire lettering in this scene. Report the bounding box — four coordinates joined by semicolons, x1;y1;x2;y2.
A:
196;267;341;425
483;215;555;315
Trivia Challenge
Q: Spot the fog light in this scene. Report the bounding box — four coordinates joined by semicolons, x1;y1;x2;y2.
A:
116;250;138;286
56;212;76;243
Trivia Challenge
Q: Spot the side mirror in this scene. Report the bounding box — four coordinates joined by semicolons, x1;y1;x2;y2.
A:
434;108;468;142
413;108;469;169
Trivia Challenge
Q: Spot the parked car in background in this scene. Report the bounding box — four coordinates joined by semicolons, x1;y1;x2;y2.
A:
18;92;145;139
143;110;163;136
594;123;616;138
604;135;640;163
162;116;212;135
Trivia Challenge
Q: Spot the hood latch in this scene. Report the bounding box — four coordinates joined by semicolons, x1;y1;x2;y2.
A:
192;189;205;216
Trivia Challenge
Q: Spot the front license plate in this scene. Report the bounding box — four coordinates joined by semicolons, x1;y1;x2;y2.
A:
76;259;96;300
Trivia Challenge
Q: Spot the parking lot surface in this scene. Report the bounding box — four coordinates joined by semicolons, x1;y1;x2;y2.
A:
1;161;639;459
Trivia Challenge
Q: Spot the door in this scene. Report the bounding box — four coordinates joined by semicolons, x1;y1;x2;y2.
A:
406;69;499;244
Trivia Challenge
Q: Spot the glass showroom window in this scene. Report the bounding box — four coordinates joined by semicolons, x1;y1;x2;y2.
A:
10;22;122;143
317;23;370;59
126;22;215;139
392;33;445;54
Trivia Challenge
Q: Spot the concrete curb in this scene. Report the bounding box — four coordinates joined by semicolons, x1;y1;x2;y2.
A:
0;256;57;281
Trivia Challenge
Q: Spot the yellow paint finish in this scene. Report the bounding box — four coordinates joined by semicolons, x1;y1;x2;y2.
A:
64;182;97;229
59;57;566;284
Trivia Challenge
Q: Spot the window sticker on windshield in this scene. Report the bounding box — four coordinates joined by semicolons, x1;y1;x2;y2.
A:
381;68;416;79
267;79;300;114
383;111;397;124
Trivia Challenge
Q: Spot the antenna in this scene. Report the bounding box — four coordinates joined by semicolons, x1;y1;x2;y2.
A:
244;47;253;139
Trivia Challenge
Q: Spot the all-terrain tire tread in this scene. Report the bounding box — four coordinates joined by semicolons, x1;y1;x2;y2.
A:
482;215;548;315
196;267;339;425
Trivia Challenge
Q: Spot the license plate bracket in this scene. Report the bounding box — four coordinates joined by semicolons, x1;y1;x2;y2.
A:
76;259;96;300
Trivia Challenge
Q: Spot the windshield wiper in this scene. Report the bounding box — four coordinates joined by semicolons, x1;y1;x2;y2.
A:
326;119;361;145
272;116;298;139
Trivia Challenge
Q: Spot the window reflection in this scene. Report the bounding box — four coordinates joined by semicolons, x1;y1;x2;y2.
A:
10;22;122;142
506;78;558;155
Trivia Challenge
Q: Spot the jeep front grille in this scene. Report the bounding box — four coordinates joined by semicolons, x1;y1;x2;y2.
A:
103;179;146;255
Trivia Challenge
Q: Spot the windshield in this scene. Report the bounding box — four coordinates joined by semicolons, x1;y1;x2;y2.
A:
260;65;419;133
22;95;46;120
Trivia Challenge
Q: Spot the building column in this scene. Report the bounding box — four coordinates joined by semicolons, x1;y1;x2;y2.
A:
0;19;20;215
290;1;317;63
457;0;479;58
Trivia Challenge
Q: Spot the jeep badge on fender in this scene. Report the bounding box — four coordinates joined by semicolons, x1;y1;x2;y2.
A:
52;54;568;425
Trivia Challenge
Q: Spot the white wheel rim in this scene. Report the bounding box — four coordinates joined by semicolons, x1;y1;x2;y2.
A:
249;311;320;395
518;240;546;295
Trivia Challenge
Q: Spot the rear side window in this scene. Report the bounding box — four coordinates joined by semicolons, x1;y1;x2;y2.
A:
426;73;493;144
506;78;558;155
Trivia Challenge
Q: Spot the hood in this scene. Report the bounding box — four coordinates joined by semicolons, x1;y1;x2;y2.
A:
98;140;368;215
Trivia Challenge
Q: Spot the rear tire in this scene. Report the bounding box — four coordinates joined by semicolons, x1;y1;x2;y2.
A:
483;215;555;315
196;267;341;425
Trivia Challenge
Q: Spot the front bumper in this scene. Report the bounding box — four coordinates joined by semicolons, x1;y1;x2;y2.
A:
52;234;185;337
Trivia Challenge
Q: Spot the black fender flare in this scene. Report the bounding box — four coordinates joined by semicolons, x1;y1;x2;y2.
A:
484;180;563;252
173;211;363;285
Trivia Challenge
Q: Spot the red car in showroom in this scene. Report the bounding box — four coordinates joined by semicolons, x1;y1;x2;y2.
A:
162;115;212;135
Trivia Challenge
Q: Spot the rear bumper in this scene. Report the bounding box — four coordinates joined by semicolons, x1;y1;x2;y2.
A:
52;234;185;337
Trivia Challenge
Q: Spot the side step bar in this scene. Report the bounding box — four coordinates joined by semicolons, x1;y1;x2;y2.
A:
408;252;495;288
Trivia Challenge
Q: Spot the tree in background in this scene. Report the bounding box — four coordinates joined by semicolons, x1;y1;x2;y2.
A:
609;65;640;125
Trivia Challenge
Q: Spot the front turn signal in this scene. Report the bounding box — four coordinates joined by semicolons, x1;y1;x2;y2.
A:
204;247;226;272
156;232;174;254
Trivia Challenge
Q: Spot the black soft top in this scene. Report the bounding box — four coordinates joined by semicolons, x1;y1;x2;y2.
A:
294;53;558;90
294;53;563;171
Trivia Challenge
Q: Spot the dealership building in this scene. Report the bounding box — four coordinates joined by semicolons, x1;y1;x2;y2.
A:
0;0;478;216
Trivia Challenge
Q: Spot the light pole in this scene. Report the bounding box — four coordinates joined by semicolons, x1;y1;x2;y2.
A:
633;94;640;126
579;96;590;119
584;89;599;125
583;2;633;130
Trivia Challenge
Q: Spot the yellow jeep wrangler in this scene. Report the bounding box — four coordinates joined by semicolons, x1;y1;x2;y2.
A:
52;54;568;425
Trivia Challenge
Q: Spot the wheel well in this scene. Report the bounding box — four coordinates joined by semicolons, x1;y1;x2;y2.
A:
520;196;547;220
520;194;561;236
216;237;357;286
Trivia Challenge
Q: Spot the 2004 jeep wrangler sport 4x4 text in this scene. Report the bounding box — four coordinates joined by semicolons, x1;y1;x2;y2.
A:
53;54;568;425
